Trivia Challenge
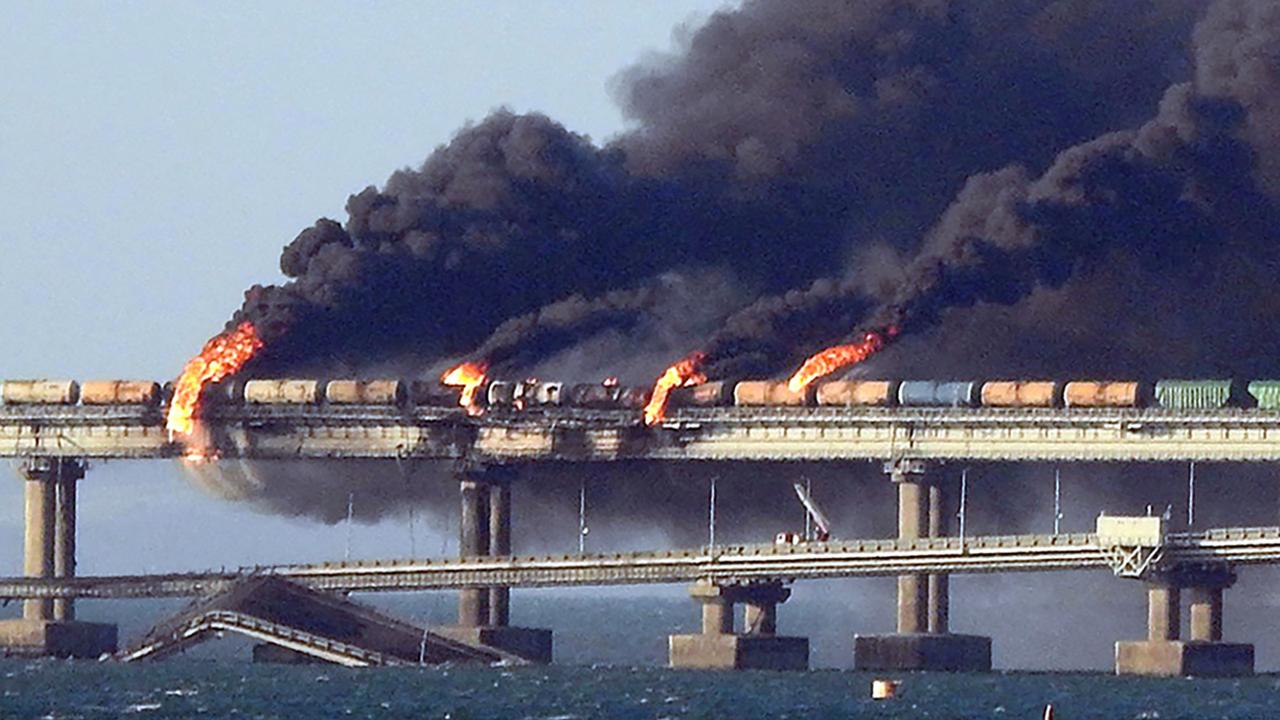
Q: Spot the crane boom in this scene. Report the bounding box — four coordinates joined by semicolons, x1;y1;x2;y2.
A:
792;483;832;541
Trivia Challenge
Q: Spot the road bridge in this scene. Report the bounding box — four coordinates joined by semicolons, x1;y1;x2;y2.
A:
0;526;1276;599
3;403;1277;675
6;404;1280;462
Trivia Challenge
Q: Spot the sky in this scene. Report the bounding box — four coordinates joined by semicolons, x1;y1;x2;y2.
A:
0;1;734;575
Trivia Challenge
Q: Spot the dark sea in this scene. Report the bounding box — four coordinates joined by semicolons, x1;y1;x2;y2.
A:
3;592;1279;720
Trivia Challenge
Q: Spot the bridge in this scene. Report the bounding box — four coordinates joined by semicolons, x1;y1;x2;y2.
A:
0;525;1276;599
2;402;1277;676
6;404;1280;462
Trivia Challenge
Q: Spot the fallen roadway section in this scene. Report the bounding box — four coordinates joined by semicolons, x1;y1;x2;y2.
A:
3;526;1280;600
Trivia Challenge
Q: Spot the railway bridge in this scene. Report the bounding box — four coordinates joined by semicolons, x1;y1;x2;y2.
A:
4;402;1280;674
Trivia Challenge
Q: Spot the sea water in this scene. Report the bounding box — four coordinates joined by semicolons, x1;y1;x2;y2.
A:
2;593;1278;719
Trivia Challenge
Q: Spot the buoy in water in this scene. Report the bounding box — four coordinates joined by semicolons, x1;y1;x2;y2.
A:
871;679;898;699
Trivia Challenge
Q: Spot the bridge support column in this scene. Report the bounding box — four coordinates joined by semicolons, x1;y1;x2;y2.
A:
0;459;116;659
488;481;511;627
854;460;991;672
669;580;808;670
456;476;490;628
440;467;551;664
1117;567;1252;677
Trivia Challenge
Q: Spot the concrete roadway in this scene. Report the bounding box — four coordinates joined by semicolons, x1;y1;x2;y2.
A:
1;526;1277;600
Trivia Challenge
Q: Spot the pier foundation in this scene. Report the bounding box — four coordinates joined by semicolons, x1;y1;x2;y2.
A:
669;580;808;670
443;467;551;664
0;459;117;658
854;460;991;672
1116;568;1252;677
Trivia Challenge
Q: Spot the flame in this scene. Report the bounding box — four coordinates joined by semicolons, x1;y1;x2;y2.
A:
182;447;220;464
643;352;707;426
166;322;264;435
442;361;488;414
787;325;897;393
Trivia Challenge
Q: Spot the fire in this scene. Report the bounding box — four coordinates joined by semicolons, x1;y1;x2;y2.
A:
442;361;489;414
166;321;264;435
643;352;707;426
787;325;898;393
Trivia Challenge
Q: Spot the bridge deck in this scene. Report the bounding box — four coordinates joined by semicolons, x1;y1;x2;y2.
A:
6;405;1280;462
4;527;1278;599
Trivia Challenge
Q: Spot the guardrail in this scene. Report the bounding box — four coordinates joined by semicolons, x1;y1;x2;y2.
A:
6;527;1280;600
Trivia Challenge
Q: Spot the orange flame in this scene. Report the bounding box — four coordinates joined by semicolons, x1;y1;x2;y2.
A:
442;361;488;414
166;322;264;435
787;326;897;393
643;352;707;426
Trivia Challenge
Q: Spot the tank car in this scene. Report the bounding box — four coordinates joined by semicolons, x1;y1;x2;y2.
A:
979;381;1058;408
1063;381;1142;408
243;379;323;404
898;380;980;407
80;380;162;406
815;380;897;406
1;380;80;405
668;381;735;407
733;380;813;406
325;379;406;406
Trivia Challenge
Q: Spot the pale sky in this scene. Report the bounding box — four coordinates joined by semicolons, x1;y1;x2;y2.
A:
0;1;734;575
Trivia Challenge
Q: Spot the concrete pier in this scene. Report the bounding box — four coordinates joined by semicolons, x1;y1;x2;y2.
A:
457;476;491;628
488;481;511;627
443;468;551;664
1116;567;1253;677
0;459;116;658
854;461;992;672
669;580;808;670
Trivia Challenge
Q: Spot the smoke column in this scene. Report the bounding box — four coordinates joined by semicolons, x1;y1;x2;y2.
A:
192;0;1280;533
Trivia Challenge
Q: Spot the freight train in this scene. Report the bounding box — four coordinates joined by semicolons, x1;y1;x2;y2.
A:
6;378;1280;412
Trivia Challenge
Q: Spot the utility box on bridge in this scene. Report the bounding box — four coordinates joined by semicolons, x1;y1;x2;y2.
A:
1096;515;1167;547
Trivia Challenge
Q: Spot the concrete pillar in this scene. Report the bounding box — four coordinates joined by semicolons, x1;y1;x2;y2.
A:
21;471;55;622
928;481;950;634
457;477;490;627
488;481;511;627
744;602;778;636
53;476;77;621
1148;585;1181;642
701;598;734;635
895;474;929;634
1189;587;1223;642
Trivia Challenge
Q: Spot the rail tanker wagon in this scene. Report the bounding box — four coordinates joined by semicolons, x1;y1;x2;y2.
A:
733;380;813;406
325;379;405;405
980;381;1058;407
525;381;565;406
568;383;621;408
1063;381;1142;408
669;381;735;407
80;380;162;405
487;381;525;407
409;380;464;408
898;381;980;407
615;386;651;410
1154;380;1233;409
1;380;80;404
816;380;897;406
243;379;323;404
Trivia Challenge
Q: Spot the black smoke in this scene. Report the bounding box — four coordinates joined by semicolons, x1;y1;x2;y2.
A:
201;0;1280;530
230;0;1222;382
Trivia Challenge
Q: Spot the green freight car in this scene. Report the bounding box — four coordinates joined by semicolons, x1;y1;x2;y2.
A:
1248;381;1280;410
1154;380;1233;409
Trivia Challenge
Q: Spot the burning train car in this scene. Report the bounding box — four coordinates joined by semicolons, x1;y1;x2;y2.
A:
3;377;1278;414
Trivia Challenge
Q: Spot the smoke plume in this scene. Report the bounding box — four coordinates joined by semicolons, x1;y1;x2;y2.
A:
194;0;1280;537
